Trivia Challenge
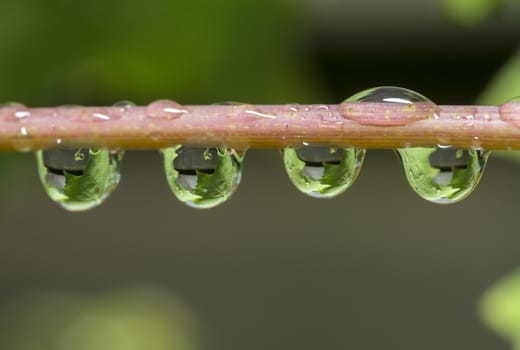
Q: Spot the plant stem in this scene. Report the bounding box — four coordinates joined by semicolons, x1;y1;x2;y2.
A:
1;102;520;151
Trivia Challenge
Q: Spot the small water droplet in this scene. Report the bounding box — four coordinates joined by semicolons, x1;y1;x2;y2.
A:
283;145;365;198
10;124;32;152
113;100;135;111
147;100;188;119
162;146;243;208
348;87;431;103
36;148;123;211
397;147;490;204
0;102;31;121
339;86;440;126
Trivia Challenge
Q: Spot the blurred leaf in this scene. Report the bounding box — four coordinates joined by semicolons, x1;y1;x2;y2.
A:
0;0;322;105
0;287;201;350
480;268;520;347
478;47;520;105
439;0;504;26
478;47;520;163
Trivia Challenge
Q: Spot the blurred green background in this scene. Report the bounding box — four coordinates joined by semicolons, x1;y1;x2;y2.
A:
1;0;520;349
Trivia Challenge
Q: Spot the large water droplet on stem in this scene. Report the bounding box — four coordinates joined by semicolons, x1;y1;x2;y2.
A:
36;148;123;211
347;86;432;104
162;146;243;208
397;147;490;204
341;86;440;126
283;146;365;198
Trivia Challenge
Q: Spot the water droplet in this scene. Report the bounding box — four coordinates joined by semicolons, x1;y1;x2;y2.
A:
397;147;490;204
499;96;520;128
10;123;32;152
283;145;365;198
0;103;31;121
113;100;135;111
36;148;123;211
114;100;135;107
339;86;440;126
162;146;243;208
348;86;431;103
147;100;188;119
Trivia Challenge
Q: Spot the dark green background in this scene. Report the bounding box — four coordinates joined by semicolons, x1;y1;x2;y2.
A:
1;0;520;348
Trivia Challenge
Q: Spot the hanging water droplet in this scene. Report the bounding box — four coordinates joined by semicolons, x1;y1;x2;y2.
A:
162;146;243;208
36;148;123;211
397;147;490;204
283;146;365;198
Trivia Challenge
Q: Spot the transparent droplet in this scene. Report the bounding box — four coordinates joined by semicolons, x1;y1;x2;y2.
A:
397;147;490;204
147;100;188;119
340;86;440;126
113;100;135;111
36;148;123;211
114;100;135;108
499;96;520;128
347;86;431;104
0;102;31;121
283;146;365;198
162;146;243;208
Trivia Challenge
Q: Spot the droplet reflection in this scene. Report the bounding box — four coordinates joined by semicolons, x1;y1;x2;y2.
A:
283;146;364;198
162;146;243;208
397;147;490;204
36;148;123;211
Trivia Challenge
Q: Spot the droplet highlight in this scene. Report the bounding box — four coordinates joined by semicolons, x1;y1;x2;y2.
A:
162;146;243;208
283;146;365;198
397;147;490;204
36;148;123;211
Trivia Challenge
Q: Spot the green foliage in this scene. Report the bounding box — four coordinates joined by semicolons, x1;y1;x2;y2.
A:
439;0;504;26
0;288;200;350
0;0;320;105
480;269;520;348
478;48;520;105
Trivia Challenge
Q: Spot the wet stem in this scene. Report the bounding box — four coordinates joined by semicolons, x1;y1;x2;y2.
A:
1;102;520;151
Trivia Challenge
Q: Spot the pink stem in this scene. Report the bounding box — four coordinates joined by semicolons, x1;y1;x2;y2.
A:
1;101;519;151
